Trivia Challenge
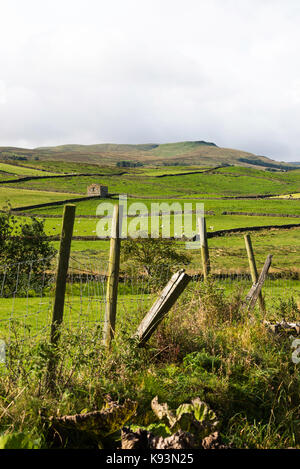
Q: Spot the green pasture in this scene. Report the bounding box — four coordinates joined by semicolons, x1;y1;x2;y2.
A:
0;277;298;342
6;165;300;198
275;193;300;199
47;225;300;276
0;173;18;182
0;187;82;210
16;212;300;239
137;165;209;176
0;291;155;341
18;160;126;175
0;162;56;176
23;195;300;218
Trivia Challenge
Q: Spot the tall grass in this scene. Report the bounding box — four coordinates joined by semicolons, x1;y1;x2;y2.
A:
0;278;299;449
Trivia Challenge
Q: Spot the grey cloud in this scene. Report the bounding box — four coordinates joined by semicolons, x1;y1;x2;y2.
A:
0;0;300;161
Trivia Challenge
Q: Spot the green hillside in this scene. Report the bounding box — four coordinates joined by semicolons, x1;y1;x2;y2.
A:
0;161;56;177
0;140;295;169
6;165;300;198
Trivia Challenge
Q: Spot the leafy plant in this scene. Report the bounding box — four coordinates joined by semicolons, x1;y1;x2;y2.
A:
150;396;219;442
0;432;42;449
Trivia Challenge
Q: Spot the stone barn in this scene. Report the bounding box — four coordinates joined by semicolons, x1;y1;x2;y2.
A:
87;184;108;197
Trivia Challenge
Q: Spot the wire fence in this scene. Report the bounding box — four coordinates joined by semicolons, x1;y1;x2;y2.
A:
0;251;299;350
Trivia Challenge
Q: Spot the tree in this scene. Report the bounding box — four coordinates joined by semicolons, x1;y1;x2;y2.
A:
0;209;56;297
121;237;190;288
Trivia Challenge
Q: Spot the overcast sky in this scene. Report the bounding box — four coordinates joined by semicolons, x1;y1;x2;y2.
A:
1;0;300;161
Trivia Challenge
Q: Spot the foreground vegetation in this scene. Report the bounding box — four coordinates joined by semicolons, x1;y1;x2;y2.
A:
0;279;299;449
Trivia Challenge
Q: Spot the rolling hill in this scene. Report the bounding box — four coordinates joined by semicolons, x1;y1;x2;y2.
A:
0;140;296;170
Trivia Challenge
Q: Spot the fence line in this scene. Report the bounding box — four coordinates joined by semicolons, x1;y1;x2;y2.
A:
0;211;299;355
0;254;299;347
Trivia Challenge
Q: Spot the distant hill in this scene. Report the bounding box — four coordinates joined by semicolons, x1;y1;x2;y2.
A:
0;140;297;170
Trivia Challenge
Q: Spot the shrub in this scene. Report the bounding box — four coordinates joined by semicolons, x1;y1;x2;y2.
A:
0;209;56;296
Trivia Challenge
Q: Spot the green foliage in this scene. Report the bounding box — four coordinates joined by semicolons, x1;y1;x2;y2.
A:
116;160;144;168
275;296;299;321
183;351;222;373
122;237;190;288
0;432;42;449
150;396;219;441
238;157;293;170
0;153;28;161
197;277;244;325
0;315;299;449
0;209;55;296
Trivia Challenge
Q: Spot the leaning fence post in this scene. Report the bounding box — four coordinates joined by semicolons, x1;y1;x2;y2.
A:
103;204;122;348
50;204;76;345
198;217;210;279
134;269;191;347
244;234;266;314
244;254;272;313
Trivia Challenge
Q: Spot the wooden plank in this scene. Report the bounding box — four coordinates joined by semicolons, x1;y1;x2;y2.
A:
245;254;272;312
134;269;191;346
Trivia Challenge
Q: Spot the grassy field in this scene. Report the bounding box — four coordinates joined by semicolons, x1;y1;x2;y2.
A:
10;187;300;276
6;165;300;198
17;160;128;175
48;226;300;275
0;188;79;211
26;213;299;237
0;277;299;341
0;187;82;210
0;162;57;176
275;193;300;199
24;195;300;218
0;292;155;341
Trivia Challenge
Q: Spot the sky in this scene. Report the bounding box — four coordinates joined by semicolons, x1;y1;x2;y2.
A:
1;0;300;161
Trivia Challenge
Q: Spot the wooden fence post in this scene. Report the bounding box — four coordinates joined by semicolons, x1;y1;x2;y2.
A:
103;204;122;348
50;204;76;345
244;254;272;313
244;234;266;314
47;204;76;387
134;269;191;347
198;217;210;279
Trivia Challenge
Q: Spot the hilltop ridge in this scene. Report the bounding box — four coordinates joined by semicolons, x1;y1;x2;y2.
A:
0;140;296;170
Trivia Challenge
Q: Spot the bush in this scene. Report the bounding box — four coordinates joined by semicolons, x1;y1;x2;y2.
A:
121;238;190;289
0;209;56;296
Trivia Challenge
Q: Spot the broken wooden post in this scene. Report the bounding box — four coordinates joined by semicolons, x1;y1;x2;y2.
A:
103;204;122;348
244;234;265;314
244;254;272;312
198;217;210;279
134;269;191;346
